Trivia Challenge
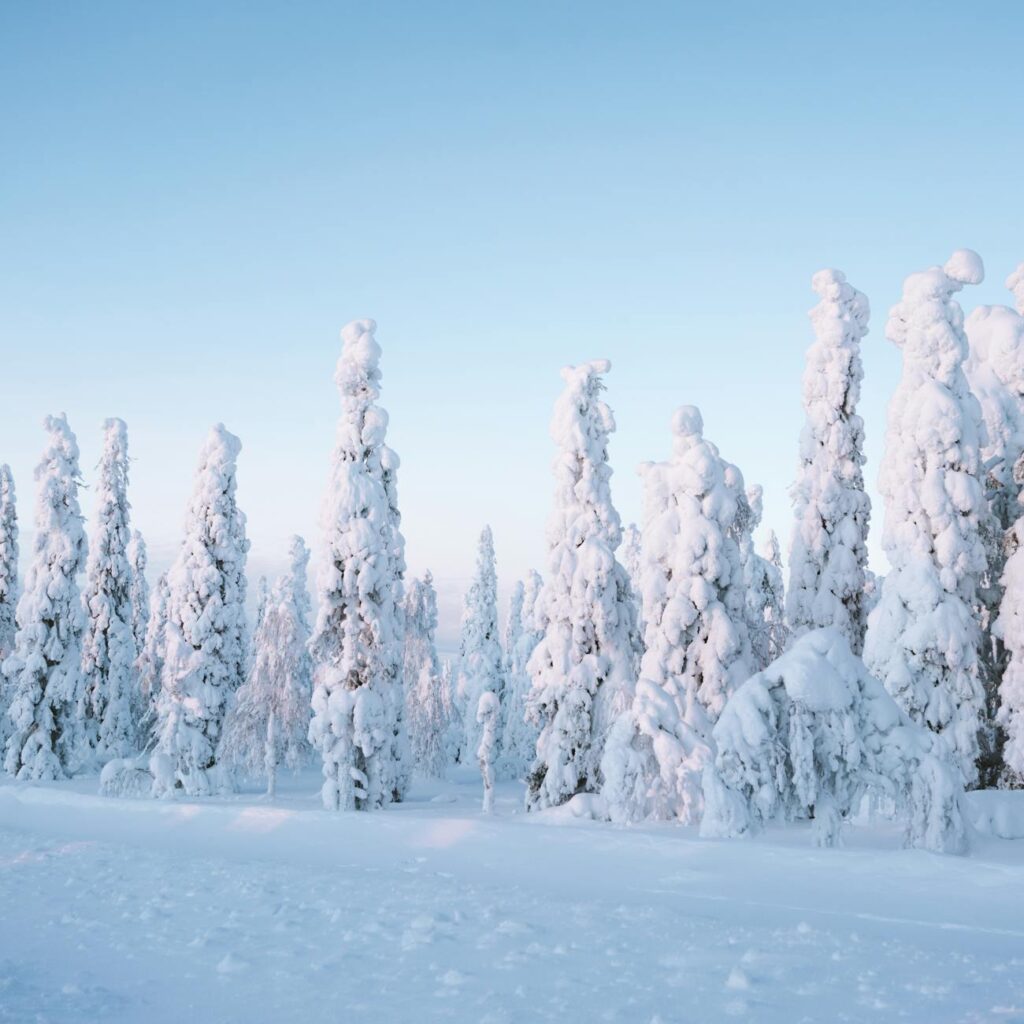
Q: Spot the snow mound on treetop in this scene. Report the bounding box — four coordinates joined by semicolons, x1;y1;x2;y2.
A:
671;404;703;438
944;248;984;286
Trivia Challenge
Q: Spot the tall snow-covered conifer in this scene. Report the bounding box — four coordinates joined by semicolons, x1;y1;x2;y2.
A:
499;569;545;779
996;466;1024;783
220;536;313;794
787;269;871;653
136;571;169;749
309;319;409;811
526;360;639;810
864;250;988;788
3;416;88;779
127;530;150;656
601;406;752;823
0;466;19;751
457;526;504;763
153;424;249;796
965;262;1024;781
403;571;450;778
80;418;137;763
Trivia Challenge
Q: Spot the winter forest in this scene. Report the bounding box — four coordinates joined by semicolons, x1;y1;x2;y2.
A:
5;4;1024;1020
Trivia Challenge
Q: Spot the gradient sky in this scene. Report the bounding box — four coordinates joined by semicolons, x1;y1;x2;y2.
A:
2;2;1023;647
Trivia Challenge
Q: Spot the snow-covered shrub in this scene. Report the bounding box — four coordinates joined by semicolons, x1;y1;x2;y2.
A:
601;406;751;824
787;269;871;653
965;263;1024;781
220;536;313;796
457;526;505;764
80;418;138;764
701;628;968;854
864;250;988;789
3;415;88;780
309;319;409;811
153;424;249;797
477;691;500;813
526;360;640;810
127;530;150;657
0;465;18;751
498;570;544;779
403;571;450;778
135;572;169;751
99;756;153;798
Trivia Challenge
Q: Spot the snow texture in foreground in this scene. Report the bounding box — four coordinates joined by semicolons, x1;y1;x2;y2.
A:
1;770;1023;1024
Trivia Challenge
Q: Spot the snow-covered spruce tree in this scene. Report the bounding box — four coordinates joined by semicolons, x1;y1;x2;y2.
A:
403;570;450;778
477;690;500;813
498;574;545;779
152;424;249;797
759;529;789;664
457;526;504;765
127;530;150;657
439;658;463;767
701;628;967;854
740;484;789;672
601;406;753;823
0;465;18;752
254;575;269;633
619;521;644;635
864;250;987;789
80;418;137;764
309;319;409;812
786;269;871;654
0;466;17;667
220;537;313;795
526;360;640;811
965;263;1024;783
995;455;1024;783
3;415;88;779
135;571;169;749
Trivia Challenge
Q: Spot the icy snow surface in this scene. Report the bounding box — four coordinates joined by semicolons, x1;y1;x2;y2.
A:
1;769;1023;1022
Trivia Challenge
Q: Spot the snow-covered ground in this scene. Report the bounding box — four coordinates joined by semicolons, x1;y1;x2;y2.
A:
2;770;1023;1024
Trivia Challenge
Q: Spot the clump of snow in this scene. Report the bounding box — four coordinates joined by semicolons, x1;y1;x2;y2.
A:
701;628;967;854
99;756;153;798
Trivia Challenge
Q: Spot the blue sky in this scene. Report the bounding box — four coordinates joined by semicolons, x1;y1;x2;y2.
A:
2;2;1022;645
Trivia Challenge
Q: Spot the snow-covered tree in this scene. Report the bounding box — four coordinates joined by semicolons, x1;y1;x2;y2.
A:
498;571;545;778
127;530;150;656
457;526;504;764
0;465;18;751
135;571;169;749
309;319;409;811
864;250;988;789
965;262;1024;782
786;269;871;654
3;415;88;779
253;575;269;634
619;521;644;635
601;406;752;823
0;465;17;668
220;536;313;795
403;570;450;778
758;529;789;664
740;484;788;672
526;360;640;811
439;658;462;767
80;418;137;763
701;628;967;855
995;456;1024;783
477;690;500;813
153;424;249;797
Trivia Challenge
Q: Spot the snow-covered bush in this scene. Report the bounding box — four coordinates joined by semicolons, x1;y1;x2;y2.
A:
601;406;751;823
965;263;1024;781
864;250;988;789
99;756;153;798
477;690;500;814
457;526;504;765
153;424;249;797
787;269;871;653
80;418;137;764
403;571;450;778
3;415;88;779
220;536;314;795
526;360;640;810
0;465;18;751
498;570;544;779
127;530;150;657
309;319;409;811
135;572;169;750
701;628;968;854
